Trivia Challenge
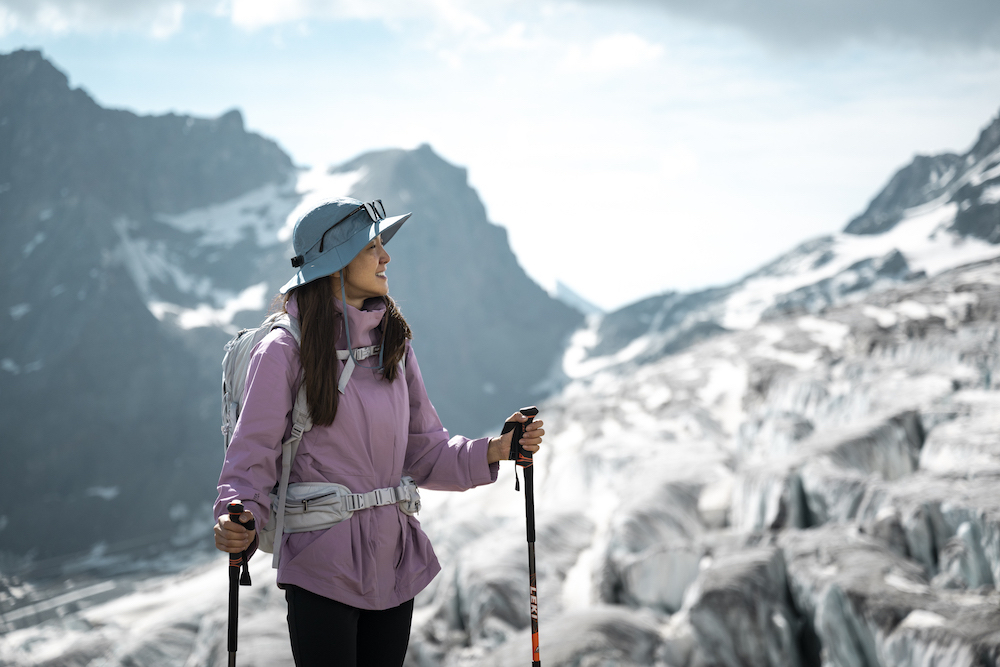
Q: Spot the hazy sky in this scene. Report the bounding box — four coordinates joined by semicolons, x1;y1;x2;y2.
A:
2;1;999;310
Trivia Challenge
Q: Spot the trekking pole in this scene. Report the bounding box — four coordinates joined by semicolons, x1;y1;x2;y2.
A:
503;406;541;667
226;501;255;667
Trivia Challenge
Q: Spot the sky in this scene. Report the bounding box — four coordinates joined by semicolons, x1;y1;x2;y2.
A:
2;1;999;311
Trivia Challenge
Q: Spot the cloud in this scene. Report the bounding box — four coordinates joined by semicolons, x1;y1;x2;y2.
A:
560;32;663;74
0;0;507;39
582;0;1000;51
4;0;999;52
0;0;189;36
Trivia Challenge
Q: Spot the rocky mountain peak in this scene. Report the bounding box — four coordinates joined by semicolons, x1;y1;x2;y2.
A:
1;48;73;96
843;153;964;235
845;107;1000;240
968;109;1000;164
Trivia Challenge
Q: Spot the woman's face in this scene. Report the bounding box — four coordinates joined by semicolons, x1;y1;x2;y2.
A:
334;235;390;308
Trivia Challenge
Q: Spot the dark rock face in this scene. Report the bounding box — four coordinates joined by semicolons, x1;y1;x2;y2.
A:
950;174;1000;243
579;285;734;367
687;547;801;667
0;50;296;562
0;50;292;219
844;154;964;235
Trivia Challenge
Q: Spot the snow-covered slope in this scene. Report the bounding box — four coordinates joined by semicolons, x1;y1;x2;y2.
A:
586;110;1000;375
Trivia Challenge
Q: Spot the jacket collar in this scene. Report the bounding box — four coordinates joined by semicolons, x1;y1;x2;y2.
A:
285;293;386;348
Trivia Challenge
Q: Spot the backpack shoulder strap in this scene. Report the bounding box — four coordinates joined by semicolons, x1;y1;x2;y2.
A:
269;312;301;345
268;314;309;568
270;380;311;568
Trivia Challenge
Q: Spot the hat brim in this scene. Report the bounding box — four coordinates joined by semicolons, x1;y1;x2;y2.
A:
279;212;411;294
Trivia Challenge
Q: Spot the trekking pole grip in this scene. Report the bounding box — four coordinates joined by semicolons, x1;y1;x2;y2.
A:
227;501;255;586
228;501;244;553
504;406;539;466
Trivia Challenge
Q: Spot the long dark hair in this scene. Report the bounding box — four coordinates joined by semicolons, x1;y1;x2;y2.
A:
282;275;412;426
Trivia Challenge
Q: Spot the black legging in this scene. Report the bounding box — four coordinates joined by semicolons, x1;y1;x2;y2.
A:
285;585;414;667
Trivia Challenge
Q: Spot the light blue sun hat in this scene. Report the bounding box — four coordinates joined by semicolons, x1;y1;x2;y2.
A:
280;198;411;294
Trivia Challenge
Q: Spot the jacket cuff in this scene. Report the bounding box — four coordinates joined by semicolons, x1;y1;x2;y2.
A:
469;437;497;486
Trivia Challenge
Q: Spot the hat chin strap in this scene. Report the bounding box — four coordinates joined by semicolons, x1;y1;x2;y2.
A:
339;272;385;392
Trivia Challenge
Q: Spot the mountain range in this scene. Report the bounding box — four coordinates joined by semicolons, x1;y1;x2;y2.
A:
2;48;1000;667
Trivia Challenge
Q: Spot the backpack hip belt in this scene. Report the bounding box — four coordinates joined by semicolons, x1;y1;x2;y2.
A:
262;477;421;540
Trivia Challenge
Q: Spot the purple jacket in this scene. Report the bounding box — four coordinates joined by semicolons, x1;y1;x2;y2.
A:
215;295;498;610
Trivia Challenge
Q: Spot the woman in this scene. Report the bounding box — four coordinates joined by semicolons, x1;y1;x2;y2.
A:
214;197;544;667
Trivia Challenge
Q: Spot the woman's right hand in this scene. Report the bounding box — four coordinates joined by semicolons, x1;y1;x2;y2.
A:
214;510;257;554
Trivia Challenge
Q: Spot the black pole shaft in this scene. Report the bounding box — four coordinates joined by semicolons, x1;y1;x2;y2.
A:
228;559;239;667
227;502;244;667
505;406;541;666
524;464;541;667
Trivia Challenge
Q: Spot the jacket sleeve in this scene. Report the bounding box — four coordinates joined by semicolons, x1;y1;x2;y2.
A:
402;342;500;491
214;329;299;527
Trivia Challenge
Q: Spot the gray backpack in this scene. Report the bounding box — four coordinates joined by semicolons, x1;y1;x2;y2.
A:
221;313;312;566
221;312;418;568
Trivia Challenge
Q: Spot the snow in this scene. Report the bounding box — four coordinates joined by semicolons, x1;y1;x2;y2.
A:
148;282;269;333
561;316;652;379
9;303;29;320
970;149;1000;185
86;486;121;501
863;305;898;328
797;315;850;352
2;582;117;624
21;232;45;258
884;572;929;595
722;195;1000;331
980;184;1000;205
0;554;283;665
752;325;821;371
895;299;930;320
113;167;363;335
113;219;213;301
277;167;367;242
697;359;746;436
157;179;299;248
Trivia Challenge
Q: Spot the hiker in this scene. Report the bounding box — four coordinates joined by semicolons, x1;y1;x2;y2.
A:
213;197;544;667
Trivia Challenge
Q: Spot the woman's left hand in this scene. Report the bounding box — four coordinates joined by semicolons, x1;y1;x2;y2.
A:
487;411;545;464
